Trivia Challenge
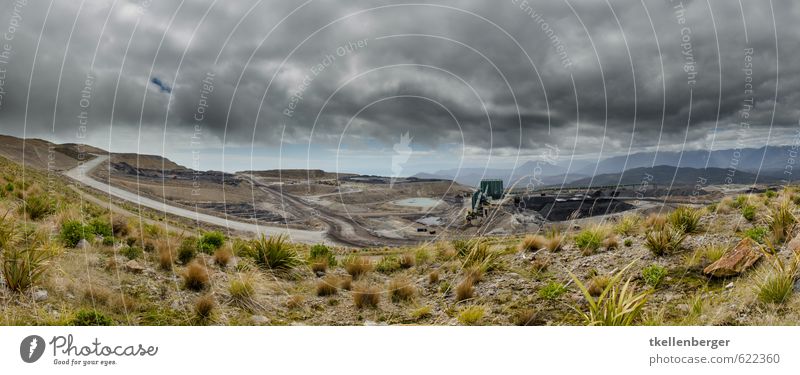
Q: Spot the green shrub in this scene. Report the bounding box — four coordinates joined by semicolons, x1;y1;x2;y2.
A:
88;218;113;238
4;182;13;192
242;234;301;272
102;236;115;246
644;225;686;256
60;221;93;247
70;309;113;326
668;206;703;234
575;227;605;254
764;189;777;199
733;195;749;208
376;255;401;274
309;243;336;266
742;226;769;244
741;204;756;222
120;246;143;260
642;264;667;288
624;238;633;247
197;231;225;254
177;237;198;264
538;281;567;300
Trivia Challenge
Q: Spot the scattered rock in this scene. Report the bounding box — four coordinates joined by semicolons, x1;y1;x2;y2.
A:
125;260;145;273
703;238;762;277
170;300;181;310
33;290;48;302
250;315;269;325
76;239;90;249
725;282;734;289
787;233;800;254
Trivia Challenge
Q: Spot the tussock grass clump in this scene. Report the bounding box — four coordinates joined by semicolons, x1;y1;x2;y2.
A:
194;295;215;322
642;264;667;288
455;278;475;302
344;256;372;279
183;261;210;291
685;244;727;268
569;264;650;326
530;257;549;273
399;252;416;269
339;275;353;290
458;305;485;325
19;194;54;220
310;260;328;274
668;206;703;234
428;270;439;284
514;309;542;326
387;277;416;302
603;235;619;251
353;284;380;309
463;265;484;283
520;234;546;251
286;295;304;309
316;275;339;297
538;281;567;300
460;239;499;271
158;245;175;270
755;256;798;305
112;217;130;237
229;278;255;301
615;214;640;236
544;227;566;252
575;225;608;255
243;234;301;272
644;214;667;229
213;247;232;267
411;306;432;320
767;199;796;243
644;225;687;256
414;247;431;264
587;275;610;297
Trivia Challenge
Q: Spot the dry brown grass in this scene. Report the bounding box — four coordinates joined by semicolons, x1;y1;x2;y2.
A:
316;275;339;296
603;236;620;250
310;260;328;274
213;248;232;268
157;244;175;271
428;270;439;284
587;275;610;297
183;261;210;291
520;234;546;251
463;265;484;283
353;283;381;309
344;256;372;279
544;237;564;252
399;253;415;269
645;214;667;229
455;277;475;302
514;309;543;326
387;277;416;302
339;275;353;290
194;294;215;322
286;295;304;309
531;257;549;273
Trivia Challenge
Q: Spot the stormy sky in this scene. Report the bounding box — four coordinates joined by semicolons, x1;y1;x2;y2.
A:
0;0;797;175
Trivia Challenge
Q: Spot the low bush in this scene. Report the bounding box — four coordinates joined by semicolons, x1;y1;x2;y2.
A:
575;226;607;255
538;281;567;300
742;226;769;244
376;255;401;274
309;244;336;266
60;221;92;248
197;231;225;254
120;246;143;260
88;218;113;238
741;204;756;222
70;309;113;326
642;264;667;288
112;217;130;237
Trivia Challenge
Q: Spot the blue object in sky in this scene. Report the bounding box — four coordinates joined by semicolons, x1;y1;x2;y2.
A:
150;77;172;93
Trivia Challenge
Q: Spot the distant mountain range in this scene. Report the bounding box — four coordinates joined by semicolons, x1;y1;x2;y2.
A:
413;145;799;187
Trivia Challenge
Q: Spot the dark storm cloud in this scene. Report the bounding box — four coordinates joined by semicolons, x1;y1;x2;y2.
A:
0;0;798;158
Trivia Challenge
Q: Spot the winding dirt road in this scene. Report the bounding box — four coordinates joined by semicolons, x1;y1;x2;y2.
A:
64;155;329;245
